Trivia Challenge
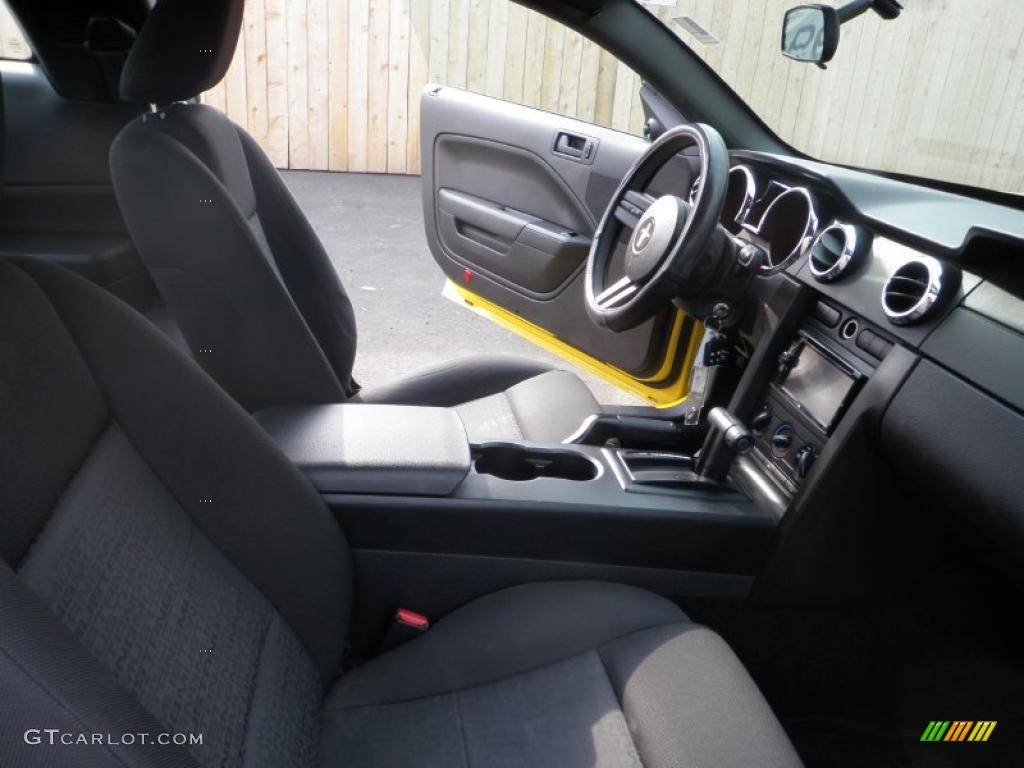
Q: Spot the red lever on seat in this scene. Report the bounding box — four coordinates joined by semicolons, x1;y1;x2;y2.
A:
395;608;429;630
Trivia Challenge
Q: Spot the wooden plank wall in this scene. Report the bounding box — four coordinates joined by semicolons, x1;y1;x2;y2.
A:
200;0;645;174
199;0;1023;192
0;1;1019;191
0;2;30;60
648;0;1024;195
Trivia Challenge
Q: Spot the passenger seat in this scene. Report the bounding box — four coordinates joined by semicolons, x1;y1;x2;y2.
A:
0;256;803;766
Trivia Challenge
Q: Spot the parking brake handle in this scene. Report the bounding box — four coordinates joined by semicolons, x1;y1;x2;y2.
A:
564;414;684;449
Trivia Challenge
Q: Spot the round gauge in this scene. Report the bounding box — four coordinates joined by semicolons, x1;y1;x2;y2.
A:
756;187;819;273
720;165;756;234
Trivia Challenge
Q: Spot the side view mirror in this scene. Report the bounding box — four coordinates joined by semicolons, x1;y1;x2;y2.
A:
782;5;840;65
782;1;902;67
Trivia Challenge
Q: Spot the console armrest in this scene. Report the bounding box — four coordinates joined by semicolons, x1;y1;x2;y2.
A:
256;404;470;496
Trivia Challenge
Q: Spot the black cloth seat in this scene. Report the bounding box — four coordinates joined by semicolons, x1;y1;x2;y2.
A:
108;0;598;442
324;581;802;768
0;256;801;767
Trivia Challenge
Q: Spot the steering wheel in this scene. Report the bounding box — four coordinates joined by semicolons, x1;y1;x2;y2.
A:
585;123;730;332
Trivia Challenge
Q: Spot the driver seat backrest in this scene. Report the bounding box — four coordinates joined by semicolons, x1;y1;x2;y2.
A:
110;0;357;412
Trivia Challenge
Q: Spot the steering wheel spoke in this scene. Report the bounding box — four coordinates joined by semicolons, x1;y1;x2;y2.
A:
614;191;657;230
593;275;639;310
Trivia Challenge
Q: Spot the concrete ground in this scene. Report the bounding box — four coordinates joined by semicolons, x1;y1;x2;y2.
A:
282;170;635;405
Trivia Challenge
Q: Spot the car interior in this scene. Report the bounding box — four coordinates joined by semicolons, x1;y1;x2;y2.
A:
1;0;1022;766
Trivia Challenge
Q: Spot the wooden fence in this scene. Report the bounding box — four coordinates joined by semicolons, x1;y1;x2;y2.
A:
199;0;645;175
0;2;30;60
679;0;1023;195
1;1;1021;191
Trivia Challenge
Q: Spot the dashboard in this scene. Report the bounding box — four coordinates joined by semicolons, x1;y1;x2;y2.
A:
718;151;1024;579
723;152;1022;381
721;159;992;347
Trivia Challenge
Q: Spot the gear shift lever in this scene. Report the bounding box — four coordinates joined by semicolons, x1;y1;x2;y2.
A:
696;407;753;481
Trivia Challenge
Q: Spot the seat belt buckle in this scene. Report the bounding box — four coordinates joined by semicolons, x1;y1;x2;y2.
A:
377;608;430;654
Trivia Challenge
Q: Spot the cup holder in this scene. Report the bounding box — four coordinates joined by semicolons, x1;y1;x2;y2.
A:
473;444;599;482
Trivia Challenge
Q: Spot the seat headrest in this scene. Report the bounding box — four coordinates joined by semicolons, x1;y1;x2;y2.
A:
120;0;244;104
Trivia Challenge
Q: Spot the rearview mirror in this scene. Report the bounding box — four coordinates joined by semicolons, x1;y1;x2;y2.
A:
781;5;840;65
782;1;903;66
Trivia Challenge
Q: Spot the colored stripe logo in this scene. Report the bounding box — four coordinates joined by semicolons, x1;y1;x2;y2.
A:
920;721;997;742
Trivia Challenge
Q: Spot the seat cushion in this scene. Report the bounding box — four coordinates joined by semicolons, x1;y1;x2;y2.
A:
320;582;803;768
456;369;600;442
356;356;600;442
354;355;554;408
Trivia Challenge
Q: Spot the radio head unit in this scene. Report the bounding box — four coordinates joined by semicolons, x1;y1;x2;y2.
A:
745;328;873;496
777;337;860;434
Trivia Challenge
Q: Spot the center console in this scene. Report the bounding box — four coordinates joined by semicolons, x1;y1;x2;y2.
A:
257;399;764;538
253;299;895;651
255;398;780;652
257;404;472;496
730;299;896;514
749;331;868;493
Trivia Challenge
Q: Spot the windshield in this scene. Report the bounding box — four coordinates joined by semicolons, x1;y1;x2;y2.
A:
644;1;1024;196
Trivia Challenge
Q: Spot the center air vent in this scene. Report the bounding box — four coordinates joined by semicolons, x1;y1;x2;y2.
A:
809;222;866;282
881;257;959;325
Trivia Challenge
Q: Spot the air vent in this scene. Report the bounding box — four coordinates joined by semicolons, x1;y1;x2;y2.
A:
809;223;865;282
881;257;959;325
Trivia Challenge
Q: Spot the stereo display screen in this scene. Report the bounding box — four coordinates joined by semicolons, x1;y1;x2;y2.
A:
779;341;857;432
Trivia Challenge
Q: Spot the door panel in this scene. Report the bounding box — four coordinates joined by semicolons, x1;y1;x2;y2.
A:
437;186;590;294
421;86;702;403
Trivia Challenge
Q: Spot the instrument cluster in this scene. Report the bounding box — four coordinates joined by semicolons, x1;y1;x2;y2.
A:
723;165;821;274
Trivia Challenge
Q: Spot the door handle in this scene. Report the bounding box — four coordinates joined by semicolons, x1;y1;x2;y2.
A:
554;132;596;162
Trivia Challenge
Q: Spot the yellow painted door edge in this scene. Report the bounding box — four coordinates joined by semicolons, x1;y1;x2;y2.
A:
443;281;703;408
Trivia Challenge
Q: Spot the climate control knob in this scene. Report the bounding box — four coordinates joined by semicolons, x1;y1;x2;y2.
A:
751;404;772;433
795;444;819;479
771;423;793;455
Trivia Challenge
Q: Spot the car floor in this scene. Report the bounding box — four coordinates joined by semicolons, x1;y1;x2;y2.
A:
281;170;640;406
688;538;1024;768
